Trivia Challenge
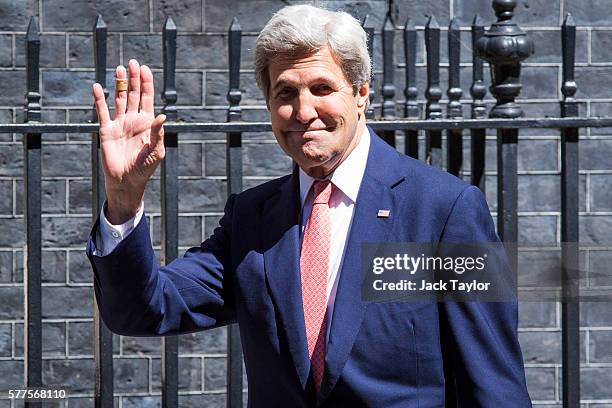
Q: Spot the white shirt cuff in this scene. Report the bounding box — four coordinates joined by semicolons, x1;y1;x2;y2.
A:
93;201;144;257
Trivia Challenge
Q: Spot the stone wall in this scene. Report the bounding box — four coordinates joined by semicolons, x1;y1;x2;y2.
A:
0;0;611;406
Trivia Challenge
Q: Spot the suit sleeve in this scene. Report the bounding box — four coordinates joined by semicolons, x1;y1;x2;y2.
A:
86;194;237;337
438;185;532;407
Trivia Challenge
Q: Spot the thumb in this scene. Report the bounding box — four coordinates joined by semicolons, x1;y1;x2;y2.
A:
151;114;166;150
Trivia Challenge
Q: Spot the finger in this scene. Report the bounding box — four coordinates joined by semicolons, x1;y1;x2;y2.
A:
150;114;166;151
140;65;155;114
126;59;141;113
114;65;127;120
92;83;111;125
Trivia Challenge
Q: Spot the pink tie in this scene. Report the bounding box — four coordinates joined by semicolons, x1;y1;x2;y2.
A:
300;180;333;393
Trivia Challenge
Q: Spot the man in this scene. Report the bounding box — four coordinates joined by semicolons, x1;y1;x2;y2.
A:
88;5;532;407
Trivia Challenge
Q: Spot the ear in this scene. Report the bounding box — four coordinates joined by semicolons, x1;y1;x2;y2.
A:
356;82;369;114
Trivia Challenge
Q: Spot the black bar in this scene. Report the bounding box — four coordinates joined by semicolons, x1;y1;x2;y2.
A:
23;17;42;408
444;20;461;400
226;16;244;408
381;12;396;146
403;17;419;159
160;141;180;401
496;129;518;246
470;14;487;192
92;14;108;227
161;337;178;408
161;16;179;408
425;16;442;168
91;14;114;408
6;117;612;134
560;12;580;408
446;18;463;176
362;15;376;120
477;0;533;277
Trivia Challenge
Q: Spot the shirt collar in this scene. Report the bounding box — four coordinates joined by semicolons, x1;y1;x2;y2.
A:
298;124;370;207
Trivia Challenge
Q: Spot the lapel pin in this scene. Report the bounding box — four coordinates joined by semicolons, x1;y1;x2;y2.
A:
377;209;391;218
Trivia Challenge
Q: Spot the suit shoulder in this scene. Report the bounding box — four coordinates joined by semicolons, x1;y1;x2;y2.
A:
369;131;469;200
397;153;471;199
232;174;292;207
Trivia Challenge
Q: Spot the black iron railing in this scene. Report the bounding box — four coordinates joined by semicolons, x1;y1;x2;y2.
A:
0;0;593;407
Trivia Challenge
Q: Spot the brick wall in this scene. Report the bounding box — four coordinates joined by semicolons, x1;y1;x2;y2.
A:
0;0;611;406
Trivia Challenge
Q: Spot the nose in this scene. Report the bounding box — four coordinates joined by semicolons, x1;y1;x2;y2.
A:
294;90;318;124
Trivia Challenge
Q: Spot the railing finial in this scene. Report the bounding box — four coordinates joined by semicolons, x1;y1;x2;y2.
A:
25;16;41;123
470;14;487;191
95;13;105;28
403;17;418;119
362;15;376;120
492;0;516;21
93;14;108;99
562;13;577;104
470;14;487;117
403;16;419;158
425;14;443;167
447;17;462;118
425;15;442;121
381;11;396;121
477;0;533;118
164;14;176;30
162;16;177;121
426;14;439;30
26;16;39;42
227;16;242;122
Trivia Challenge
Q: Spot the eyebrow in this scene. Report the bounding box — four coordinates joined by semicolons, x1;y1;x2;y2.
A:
271;76;337;93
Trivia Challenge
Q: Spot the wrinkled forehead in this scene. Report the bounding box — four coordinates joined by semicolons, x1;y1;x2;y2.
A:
268;46;349;86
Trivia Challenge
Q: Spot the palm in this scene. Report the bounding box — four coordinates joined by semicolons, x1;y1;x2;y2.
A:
100;111;158;185
92;60;166;193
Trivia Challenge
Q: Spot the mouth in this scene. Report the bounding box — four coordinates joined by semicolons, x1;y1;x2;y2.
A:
286;128;334;136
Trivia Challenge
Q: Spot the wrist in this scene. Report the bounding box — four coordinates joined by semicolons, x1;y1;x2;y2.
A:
105;189;144;225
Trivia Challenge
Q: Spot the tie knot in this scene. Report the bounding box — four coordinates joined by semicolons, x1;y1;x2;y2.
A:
313;180;333;205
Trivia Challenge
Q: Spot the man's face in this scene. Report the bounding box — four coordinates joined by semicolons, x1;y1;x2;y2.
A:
267;46;369;178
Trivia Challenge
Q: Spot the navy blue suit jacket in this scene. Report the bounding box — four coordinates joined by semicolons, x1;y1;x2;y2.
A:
87;128;532;407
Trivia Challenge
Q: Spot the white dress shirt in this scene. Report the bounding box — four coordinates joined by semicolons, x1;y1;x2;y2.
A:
94;125;371;341
298;125;370;340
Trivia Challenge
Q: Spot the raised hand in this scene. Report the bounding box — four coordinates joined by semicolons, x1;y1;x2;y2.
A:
92;59;166;224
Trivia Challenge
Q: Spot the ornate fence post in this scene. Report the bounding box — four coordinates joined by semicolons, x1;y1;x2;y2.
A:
91;14;114;408
446;18;463;176
470;14;487;192
24;17;42;408
381;11;396;146
425;16;442;168
362;15;375;120
560;13;580;408
403;17;419;159
161;16;179;408
477;0;533;273
226;17;244;408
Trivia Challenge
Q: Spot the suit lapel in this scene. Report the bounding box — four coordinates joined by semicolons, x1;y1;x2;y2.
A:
262;168;311;390
318;129;405;403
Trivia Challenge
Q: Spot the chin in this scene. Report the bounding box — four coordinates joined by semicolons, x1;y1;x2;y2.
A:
297;142;324;159
301;148;343;172
301;152;329;165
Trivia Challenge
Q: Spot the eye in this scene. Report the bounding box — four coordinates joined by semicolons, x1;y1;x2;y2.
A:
275;87;295;100
312;84;333;95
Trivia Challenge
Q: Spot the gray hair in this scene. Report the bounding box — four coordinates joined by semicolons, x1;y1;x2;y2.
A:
254;5;371;100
